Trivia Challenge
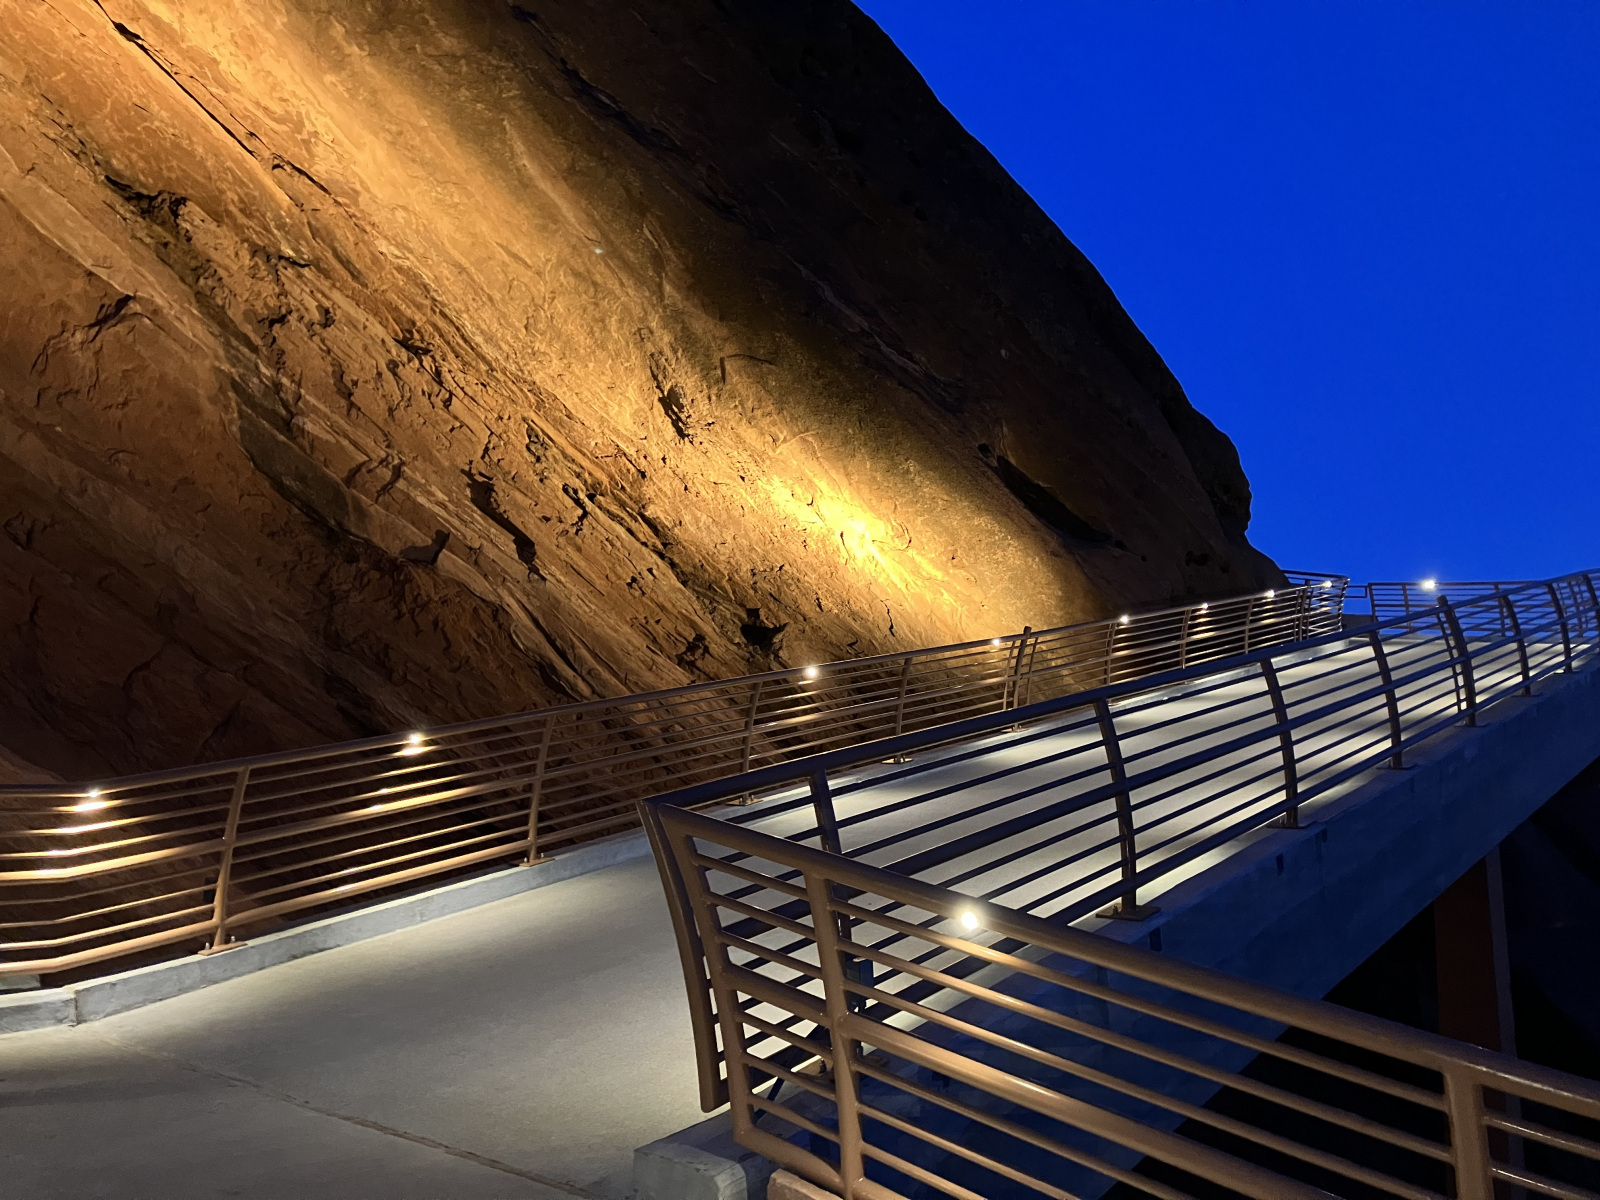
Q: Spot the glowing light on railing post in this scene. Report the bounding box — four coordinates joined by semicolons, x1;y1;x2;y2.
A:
959;910;980;932
1118;615;1130;626
398;732;427;756
1421;579;1437;592
803;666;819;680
70;788;110;813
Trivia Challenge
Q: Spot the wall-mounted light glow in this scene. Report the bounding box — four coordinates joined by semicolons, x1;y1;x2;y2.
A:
803;666;820;680
1421;579;1437;591
959;910;980;931
399;732;427;756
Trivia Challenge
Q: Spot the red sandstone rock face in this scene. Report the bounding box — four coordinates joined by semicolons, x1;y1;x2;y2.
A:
0;0;1279;782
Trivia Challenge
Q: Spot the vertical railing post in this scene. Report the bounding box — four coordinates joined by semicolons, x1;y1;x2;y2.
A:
1368;630;1406;768
883;658;915;765
525;714;555;862
807;767;869;1013
741;679;766;771
1018;631;1041;708
891;657;912;739
1103;620;1117;686
805;870;868;1199
1443;1070;1495;1200
1581;573;1600;644
1178;606;1192;670
1005;626;1032;711
730;679;770;802
205;767;250;953
1243;595;1257;654
1259;659;1299;828
810;767;843;856
1499;592;1532;697
1547;582;1574;673
1093;698;1155;921
1438;597;1478;727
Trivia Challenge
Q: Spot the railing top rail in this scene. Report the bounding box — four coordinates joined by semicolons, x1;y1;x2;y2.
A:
1280;568;1349;580
1369;579;1540;588
1;577;1347;798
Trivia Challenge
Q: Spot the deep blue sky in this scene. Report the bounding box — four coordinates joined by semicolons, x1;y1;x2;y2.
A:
857;1;1599;584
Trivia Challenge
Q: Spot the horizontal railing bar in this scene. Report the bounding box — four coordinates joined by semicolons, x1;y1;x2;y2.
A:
845;943;1454;1169
822;892;1448;1112
854;994;1452;1200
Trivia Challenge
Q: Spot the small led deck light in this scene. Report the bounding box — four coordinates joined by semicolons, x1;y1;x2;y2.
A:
1421;579;1437;591
803;666;820;680
399;732;427;756
959;911;980;931
71;788;110;813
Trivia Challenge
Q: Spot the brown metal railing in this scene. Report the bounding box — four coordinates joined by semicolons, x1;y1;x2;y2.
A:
649;801;1600;1200
638;570;1599;1127
0;580;1344;980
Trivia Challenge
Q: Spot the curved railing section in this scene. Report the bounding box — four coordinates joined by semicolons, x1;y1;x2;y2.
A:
0;580;1345;980
638;570;1599;1116
650;803;1600;1200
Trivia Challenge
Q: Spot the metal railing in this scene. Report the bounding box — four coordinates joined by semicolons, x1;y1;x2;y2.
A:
1368;580;1542;624
638;571;1599;1120
0;581;1345;980
649;801;1600;1200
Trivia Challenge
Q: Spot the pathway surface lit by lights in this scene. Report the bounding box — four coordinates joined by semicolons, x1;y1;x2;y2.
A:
0;858;702;1200
725;641;1468;922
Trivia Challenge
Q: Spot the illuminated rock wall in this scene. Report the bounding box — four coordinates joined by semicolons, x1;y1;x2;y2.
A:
0;0;1278;779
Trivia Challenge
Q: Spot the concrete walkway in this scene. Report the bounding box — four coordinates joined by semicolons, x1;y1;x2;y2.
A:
0;857;703;1200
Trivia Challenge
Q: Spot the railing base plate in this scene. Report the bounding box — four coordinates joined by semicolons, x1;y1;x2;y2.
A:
197;940;247;957
1097;902;1160;922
